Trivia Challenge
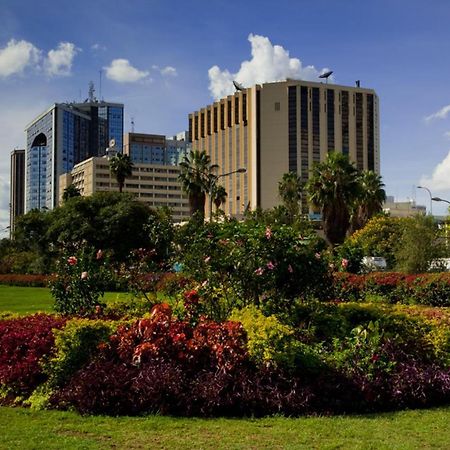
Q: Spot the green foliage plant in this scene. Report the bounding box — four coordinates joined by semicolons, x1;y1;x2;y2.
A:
230;306;322;372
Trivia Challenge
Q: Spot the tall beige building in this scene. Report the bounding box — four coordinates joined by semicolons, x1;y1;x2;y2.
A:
189;79;379;216
59;157;189;222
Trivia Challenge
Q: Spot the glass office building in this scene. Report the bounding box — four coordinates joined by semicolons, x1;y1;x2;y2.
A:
25;101;124;212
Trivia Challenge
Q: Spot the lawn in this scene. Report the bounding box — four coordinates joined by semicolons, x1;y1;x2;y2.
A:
0;285;130;314
1;406;450;449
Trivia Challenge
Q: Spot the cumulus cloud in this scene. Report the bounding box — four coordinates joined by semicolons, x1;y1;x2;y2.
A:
104;59;149;83
208;34;331;100
45;42;79;76
0;39;40;78
425;105;450;122
420;150;450;190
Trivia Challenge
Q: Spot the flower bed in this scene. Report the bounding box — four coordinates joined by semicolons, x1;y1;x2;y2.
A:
334;272;450;306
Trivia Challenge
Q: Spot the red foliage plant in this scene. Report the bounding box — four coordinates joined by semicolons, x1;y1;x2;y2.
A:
0;274;50;287
0;314;66;397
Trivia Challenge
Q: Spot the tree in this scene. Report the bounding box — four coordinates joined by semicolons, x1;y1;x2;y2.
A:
178;150;218;220
213;184;227;211
395;215;445;274
62;184;81;202
306;152;359;246
278;172;303;224
351;171;386;232
109;153;133;193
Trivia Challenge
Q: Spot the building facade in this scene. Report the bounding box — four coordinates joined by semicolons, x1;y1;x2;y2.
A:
24;101;123;212
123;131;190;166
189;79;380;217
10;149;25;234
59;157;190;222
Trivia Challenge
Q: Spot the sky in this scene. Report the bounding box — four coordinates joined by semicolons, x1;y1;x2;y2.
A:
1;0;450;235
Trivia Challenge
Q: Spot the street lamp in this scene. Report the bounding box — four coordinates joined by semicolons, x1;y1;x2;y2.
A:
432;197;450;205
209;168;246;222
417;185;433;216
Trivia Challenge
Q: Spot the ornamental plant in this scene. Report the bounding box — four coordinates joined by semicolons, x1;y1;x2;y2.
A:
49;246;111;316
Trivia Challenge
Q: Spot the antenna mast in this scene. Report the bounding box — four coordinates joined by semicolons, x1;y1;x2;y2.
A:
131;117;135;133
99;69;103;101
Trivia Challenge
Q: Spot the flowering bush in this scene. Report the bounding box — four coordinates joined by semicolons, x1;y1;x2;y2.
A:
175;220;332;318
49;246;111;316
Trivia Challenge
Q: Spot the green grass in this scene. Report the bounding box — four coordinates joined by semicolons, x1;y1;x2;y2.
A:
0;285;131;314
1;406;450;449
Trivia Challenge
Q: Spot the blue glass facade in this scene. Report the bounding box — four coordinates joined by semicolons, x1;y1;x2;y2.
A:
25;102;124;211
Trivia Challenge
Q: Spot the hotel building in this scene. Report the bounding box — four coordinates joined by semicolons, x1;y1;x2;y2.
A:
59;156;190;222
189;79;379;216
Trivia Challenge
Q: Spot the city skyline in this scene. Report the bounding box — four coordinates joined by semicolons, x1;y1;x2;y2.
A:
2;0;450;233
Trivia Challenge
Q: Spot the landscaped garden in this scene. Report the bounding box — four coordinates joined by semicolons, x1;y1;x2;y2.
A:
2;152;450;447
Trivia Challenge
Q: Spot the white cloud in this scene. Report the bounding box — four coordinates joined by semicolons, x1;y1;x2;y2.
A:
104;59;149;83
152;65;178;77
425;105;450;122
161;66;177;76
208;34;331;100
420;150;450;190
0;39;40;78
444;131;450;140
91;43;106;51
45;42;79;76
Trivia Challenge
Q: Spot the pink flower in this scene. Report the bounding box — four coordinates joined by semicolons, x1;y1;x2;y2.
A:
315;253;321;260
266;261;275;270
67;256;77;266
265;227;272;239
96;249;103;260
254;267;264;276
341;258;349;269
204;256;211;263
81;271;88;280
288;264;293;273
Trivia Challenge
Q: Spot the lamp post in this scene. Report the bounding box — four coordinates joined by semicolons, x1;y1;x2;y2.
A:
209;168;246;222
432;197;450;205
417;185;433;216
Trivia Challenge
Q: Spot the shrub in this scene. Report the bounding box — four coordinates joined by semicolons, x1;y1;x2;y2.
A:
230;306;323;373
49;246;111;316
0;314;66;398
0;274;49;287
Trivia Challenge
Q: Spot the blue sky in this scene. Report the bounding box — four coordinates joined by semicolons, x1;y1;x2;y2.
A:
1;0;450;233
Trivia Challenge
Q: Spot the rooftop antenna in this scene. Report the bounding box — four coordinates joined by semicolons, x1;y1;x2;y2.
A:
99;70;103;101
88;81;96;102
318;70;333;84
131;117;135;133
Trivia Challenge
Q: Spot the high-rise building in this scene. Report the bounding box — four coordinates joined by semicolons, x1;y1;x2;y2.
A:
10;149;25;234
59;157;190;222
24;101;124;212
123;132;190;166
189;79;379;217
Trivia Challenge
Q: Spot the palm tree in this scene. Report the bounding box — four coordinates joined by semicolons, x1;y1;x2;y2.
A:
109;153;133;193
306;152;359;246
351;171;386;232
278;172;303;223
62;184;81;202
213;184;228;211
178;150;218;220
